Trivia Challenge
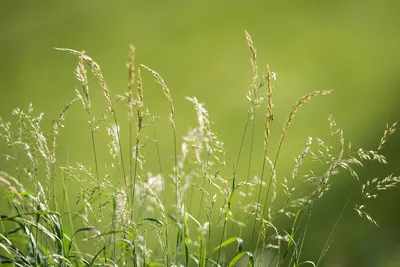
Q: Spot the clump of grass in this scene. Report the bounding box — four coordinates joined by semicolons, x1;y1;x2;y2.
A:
0;32;399;267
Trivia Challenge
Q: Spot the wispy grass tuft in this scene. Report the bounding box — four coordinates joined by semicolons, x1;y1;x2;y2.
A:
0;33;398;267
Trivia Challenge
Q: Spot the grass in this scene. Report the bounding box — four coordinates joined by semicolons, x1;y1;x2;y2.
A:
0;32;399;267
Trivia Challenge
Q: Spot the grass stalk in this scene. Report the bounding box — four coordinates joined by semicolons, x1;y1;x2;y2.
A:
141;64;180;262
127;44;135;212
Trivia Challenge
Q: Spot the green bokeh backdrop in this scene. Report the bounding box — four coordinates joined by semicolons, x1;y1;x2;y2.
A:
1;1;400;266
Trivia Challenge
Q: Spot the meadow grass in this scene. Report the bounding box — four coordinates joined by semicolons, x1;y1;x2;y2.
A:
0;32;399;267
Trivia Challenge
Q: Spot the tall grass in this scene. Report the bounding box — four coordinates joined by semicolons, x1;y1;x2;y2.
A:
0;32;399;267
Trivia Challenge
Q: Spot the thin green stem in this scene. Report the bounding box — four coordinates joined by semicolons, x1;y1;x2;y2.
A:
216;168;236;266
154;131;169;266
316;194;351;267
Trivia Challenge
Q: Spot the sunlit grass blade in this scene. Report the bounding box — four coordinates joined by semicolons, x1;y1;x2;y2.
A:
228;251;254;267
212;237;243;254
89;239;135;266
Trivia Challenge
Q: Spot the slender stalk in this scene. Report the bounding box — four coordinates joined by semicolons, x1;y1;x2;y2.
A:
316;195;350;267
255;90;330;256
216;168;236;266
127;44;135;214
154;131;170;266
132;68;144;214
140;64;179;262
251;64;274;250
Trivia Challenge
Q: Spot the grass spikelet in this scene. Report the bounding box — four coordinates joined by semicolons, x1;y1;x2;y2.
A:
132;67;144;208
140;64;180;263
127;45;136;121
361;174;400;200
377;121;400;152
140;65;175;130
315;129;344;199
10;105;52;190
263;64;275;155
328;129;344;177
55;48;110;104
127;45;136;207
136;69;144;116
76;55;90;103
56;48;127;189
278;90;331;157
0;171;25;204
266;65;275;120
63;49;105;222
245;30;258;92
250;64;276;248
139;65;177;208
51;98;77;210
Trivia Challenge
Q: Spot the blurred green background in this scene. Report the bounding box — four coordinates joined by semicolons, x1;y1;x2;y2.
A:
1;1;400;266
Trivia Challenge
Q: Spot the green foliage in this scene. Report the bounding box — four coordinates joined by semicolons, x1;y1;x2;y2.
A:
0;33;399;267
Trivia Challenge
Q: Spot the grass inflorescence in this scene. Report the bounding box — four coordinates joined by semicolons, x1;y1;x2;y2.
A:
0;32;399;267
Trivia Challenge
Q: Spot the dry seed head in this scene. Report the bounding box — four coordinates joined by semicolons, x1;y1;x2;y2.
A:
137;68;144;113
141;64;175;130
245;30;258;91
185;96;213;154
263;64;275;153
135;68;145;149
107;124;121;160
279;90;331;146
51;98;78;162
115;188;129;224
127;45;135;121
140;65;173;105
0;171;25;203
336;129;345;167
354;204;379;226
56;47;113;109
266;64;274;121
57;47;127;184
378;121;399;152
326;129;344;177
291;137;313;184
317;129;344;196
75;55;90;101
265;156;277;219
